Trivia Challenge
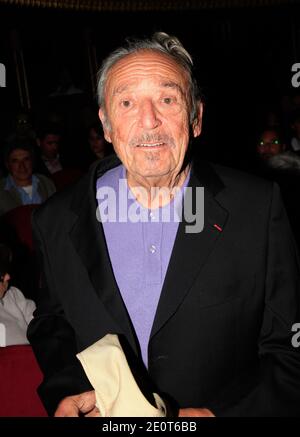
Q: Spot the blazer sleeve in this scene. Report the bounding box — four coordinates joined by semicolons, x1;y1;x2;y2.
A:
27;210;93;416
212;183;300;417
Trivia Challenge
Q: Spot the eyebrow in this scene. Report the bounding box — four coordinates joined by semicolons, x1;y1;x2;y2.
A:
112;85;129;96
160;81;184;94
112;81;184;96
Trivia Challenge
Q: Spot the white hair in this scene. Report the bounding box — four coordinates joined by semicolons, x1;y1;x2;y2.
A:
97;32;201;127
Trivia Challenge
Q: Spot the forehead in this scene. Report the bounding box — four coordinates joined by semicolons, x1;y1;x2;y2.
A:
9;149;31;159
105;50;188;96
261;130;279;140
44;134;60;142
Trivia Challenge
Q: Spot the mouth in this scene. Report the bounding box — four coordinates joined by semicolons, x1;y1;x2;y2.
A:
135;142;166;149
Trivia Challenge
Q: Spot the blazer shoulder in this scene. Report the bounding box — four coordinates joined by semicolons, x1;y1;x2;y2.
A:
33;171;90;228
32;156;120;230
212;163;274;198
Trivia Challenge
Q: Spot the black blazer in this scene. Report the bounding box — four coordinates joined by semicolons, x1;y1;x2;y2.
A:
28;155;300;416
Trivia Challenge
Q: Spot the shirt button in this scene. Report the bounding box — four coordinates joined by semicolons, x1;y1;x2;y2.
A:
149;211;155;219
149;244;156;254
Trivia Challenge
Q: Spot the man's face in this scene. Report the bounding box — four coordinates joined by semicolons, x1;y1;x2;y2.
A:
6;149;33;186
39;134;61;159
99;50;202;184
257;130;284;160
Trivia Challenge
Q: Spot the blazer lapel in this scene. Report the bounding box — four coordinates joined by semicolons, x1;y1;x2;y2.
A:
150;161;229;339
68;156;138;353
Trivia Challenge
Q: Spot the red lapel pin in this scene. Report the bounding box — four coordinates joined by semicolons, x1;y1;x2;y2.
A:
213;223;223;232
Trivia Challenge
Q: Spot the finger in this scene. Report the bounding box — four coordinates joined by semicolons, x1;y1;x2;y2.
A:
55;400;80;417
76;391;97;414
179;408;215;417
84;407;101;417
54;391;96;417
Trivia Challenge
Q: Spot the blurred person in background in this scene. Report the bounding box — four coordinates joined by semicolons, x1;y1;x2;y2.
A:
0;136;56;216
88;121;111;160
36;123;64;176
0;243;36;347
256;128;286;162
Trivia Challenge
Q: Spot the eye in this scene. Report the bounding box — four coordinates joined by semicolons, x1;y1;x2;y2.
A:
162;97;173;104
121;100;131;108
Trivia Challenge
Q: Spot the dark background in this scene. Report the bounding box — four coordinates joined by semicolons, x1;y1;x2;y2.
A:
0;0;299;171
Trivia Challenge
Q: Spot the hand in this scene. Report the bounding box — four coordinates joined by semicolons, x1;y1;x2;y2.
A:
54;390;100;417
179;408;215;417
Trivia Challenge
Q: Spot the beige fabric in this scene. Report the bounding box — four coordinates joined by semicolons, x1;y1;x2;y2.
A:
76;334;166;417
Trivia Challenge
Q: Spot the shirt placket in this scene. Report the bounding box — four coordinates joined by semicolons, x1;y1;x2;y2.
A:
143;216;162;286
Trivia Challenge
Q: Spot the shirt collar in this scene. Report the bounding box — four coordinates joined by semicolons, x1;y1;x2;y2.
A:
4;174;37;191
42;153;60;163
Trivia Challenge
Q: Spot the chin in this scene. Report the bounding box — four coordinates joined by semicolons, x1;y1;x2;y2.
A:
136;161;170;173
137;168;171;178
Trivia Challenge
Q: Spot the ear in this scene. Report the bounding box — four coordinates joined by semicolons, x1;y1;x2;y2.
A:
98;108;112;143
192;102;203;138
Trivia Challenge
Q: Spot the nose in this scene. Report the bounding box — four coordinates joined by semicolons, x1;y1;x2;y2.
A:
51;143;59;152
18;161;27;171
258;143;269;153
138;100;161;130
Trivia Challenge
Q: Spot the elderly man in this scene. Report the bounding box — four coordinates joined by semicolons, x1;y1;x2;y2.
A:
28;32;300;417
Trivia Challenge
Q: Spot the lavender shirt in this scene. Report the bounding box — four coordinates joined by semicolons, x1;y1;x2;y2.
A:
96;165;189;366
